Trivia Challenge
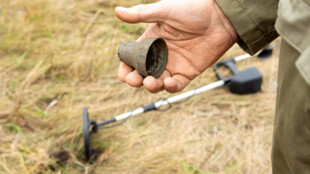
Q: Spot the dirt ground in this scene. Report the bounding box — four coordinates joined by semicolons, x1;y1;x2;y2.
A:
0;0;280;173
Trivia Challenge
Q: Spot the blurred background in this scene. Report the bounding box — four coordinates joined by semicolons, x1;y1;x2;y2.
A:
0;0;280;173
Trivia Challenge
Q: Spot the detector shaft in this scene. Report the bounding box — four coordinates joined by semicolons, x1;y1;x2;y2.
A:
96;80;225;127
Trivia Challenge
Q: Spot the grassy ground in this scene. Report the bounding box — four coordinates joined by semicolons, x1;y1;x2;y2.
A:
0;0;280;173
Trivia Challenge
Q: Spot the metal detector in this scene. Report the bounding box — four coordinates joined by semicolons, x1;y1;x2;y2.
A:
82;45;274;161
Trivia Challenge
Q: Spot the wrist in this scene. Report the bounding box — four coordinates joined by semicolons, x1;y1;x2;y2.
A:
212;0;239;43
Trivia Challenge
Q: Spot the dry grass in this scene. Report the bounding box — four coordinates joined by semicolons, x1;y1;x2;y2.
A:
0;0;280;173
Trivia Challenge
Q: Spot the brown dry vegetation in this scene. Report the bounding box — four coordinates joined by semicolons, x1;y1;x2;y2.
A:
0;0;280;173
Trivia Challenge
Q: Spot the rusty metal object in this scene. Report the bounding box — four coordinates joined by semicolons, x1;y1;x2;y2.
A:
118;37;168;78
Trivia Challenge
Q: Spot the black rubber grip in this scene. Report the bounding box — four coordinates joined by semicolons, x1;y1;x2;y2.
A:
97;118;117;127
143;103;157;112
213;58;235;80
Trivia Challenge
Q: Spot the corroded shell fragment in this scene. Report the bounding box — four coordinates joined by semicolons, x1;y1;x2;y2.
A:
118;37;168;78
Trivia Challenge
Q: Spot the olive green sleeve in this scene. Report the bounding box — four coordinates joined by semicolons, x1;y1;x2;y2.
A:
215;0;279;55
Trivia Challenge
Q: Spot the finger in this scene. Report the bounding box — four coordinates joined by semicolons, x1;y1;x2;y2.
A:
164;75;190;93
159;70;172;80
115;2;164;24
136;24;160;42
125;70;143;87
142;70;170;93
163;77;178;93
118;62;133;82
143;76;164;93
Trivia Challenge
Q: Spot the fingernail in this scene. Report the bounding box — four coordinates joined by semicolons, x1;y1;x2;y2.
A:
115;6;127;12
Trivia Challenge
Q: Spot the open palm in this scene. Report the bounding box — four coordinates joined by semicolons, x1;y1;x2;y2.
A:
115;0;238;93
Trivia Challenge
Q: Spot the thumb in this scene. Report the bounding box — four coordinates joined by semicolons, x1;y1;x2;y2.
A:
115;2;164;24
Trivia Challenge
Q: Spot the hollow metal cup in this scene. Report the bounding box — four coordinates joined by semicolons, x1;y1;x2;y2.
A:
118;37;168;78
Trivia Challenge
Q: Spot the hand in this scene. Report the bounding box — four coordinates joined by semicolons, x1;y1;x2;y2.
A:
115;0;238;93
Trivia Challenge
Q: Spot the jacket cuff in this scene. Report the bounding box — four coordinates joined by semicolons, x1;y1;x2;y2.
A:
215;0;279;55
